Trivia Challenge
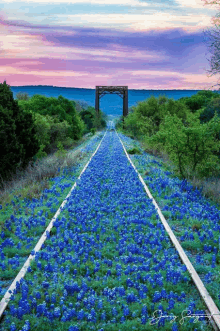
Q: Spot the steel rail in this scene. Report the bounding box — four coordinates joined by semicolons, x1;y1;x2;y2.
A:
116;129;220;330
0;130;107;320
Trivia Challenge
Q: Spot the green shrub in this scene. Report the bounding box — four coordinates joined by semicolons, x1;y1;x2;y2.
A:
49;118;71;144
62;137;74;148
79;107;106;133
115;115;124;130
74;100;89;112
200;97;220;123
33;112;51;147
55;141;67;158
127;147;142;155
178;90;219;113
122;95;188;139
164;98;189;121
135;96;162;135
90;128;96;135
80;110;94;131
18;94;85;140
15;92;30;100
31;113;72;154
123;112;145;138
35;144;47;159
147;111;220;178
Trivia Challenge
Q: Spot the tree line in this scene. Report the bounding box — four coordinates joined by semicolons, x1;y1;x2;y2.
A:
0;81;106;184
117;90;220;179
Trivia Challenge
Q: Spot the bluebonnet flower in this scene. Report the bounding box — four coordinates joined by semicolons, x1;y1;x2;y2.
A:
91;308;96;317
126;278;134;287
10;323;16;331
68;325;80;331
153;291;161;303
36;301;46;316
123;306;130;316
172;323;178;331
112;307;118;316
21;320;31;331
42;281;50;289
141;305;148;317
97;299;103;309
2;131;220;330
157;303;164;313
189;233;194;241
168;299;175;310
196;255;202;264
126;291;137;303
158;317;165;327
161;288;167;299
51;292;57;303
77;309;85;320
181;291;186;298
101;311;106;321
64;281;80;295
120;316;126;323
211;254;216;268
204;272;213;283
141;314;147;324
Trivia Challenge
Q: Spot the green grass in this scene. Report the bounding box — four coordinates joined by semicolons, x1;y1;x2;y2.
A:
127;147;142;155
0;132;100;208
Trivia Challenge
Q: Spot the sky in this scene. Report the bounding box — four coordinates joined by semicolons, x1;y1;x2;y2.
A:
1;0;220;90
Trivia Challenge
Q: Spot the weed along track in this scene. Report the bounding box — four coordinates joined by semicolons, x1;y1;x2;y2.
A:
0;129;220;330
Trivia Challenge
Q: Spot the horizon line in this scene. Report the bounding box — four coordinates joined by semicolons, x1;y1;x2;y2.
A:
9;85;220;91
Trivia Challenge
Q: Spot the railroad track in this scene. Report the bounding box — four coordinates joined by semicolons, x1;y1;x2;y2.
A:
0;126;220;330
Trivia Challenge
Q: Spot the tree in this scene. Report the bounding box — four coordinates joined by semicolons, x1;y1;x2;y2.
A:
74;100;89;112
0;81;39;181
203;0;220;25
147;111;220;178
16;92;30;100
123;111;145;138
123;95;189;138
80;110;94;131
79;107;106;133
0;105;20;179
134;95;166;136
18;94;85;140
202;0;220;88
203;25;220;81
178;90;219;113
200;96;220;122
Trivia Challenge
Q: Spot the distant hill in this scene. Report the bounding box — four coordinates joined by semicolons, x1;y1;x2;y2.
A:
9;85;220;116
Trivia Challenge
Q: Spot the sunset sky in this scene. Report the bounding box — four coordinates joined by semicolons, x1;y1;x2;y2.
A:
1;0;220;90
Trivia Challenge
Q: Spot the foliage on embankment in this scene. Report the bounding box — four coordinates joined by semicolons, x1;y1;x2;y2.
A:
0;82;106;185
116;90;220;203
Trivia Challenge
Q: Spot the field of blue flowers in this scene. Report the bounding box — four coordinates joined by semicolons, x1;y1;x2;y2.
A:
0;132;104;300
0;130;215;330
118;133;220;310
